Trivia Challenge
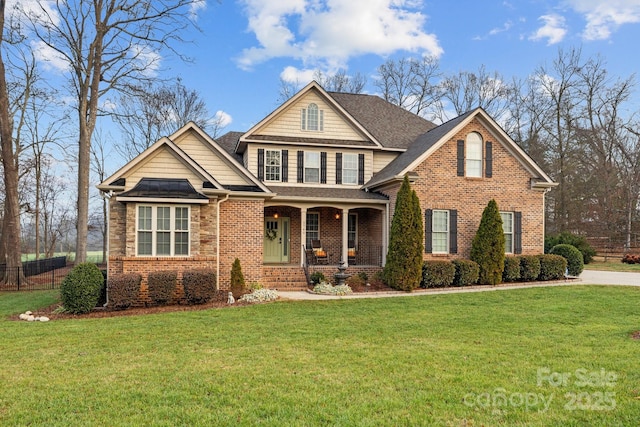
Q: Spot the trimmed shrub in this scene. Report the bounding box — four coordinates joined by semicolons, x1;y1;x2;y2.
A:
230;258;247;298
421;261;455;288
452;259;479;287
538;254;567;281
108;273;142;309
502;256;521;282
183;269;217;304
310;271;326;285
520;255;541;281
346;274;365;287
622;254;640;264
550;244;584;276
384;175;424;291
470;199;505;285
60;263;104;314
147;271;177;305
545;232;596;264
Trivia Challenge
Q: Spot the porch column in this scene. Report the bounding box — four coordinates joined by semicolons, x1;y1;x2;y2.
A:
342;208;349;266
300;207;307;267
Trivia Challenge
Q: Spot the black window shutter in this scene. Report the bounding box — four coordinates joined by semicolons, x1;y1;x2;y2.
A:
257;148;264;181
514;211;522;254
425;209;433;253
282;150;288;182
449;210;458;254
320;152;327;184
297;151;304;183
485;141;493;178
358;153;365;185
457;140;465;176
336;153;342;184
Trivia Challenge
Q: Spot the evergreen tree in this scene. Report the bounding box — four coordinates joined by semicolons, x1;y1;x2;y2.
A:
230;258;246;298
384;175;424;291
470;199;505;285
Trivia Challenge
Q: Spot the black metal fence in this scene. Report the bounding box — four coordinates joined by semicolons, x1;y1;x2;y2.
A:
0;256;68;291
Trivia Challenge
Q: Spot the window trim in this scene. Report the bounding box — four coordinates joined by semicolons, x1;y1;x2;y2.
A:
305;211;320;249
466;132;483;178
348;213;357;245
342;153;358;185
304;151;320;183
501;211;514;254
432;209;450;254
265;149;282;182
136;205;190;257
301;103;324;132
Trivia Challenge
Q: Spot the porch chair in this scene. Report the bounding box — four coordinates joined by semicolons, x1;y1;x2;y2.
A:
310;239;328;264
348;240;357;265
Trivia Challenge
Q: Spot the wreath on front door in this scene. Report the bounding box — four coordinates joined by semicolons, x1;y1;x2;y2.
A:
265;228;277;241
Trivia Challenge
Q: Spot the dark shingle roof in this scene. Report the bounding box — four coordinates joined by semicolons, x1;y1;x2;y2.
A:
329;92;437;149
269;186;388;202
244;134;377;147
216;131;244;162
365;109;476;189
119;178;208;200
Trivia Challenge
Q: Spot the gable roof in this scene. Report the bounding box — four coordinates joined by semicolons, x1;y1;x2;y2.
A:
365;107;556;190
214;131;244;162
329;92;437;149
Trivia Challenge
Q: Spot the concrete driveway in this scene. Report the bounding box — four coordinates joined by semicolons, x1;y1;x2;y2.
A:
579;270;640;286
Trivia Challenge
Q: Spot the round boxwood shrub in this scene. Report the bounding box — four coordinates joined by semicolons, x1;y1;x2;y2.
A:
520;255;541;282
452;259;479;287
538;254;567;281
550;244;584;276
502;256;521;282
183;269;217;304
421;261;455;288
60;263;104;314
545;232;595;264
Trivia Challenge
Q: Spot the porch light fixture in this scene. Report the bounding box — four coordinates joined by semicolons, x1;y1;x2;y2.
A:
274;213;279;219
335;212;340;220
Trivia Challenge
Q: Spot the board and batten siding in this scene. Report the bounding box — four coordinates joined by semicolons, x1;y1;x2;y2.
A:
124;147;204;191
255;92;367;141
247;144;374;187
173;132;251;186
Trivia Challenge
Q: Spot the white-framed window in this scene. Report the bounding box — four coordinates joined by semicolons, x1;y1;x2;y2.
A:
265;150;281;182
137;205;190;256
301;103;324;131
466;132;483;178
342;153;358;185
432;210;449;254
306;212;319;248
348;213;357;244
305;151;320;183
501;211;514;254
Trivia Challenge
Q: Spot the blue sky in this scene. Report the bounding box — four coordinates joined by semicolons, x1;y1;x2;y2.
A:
164;0;640;134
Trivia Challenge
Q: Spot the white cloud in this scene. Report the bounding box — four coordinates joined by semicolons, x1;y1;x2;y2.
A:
530;14;567;45
189;0;207;20
129;44;162;77
31;40;68;72
280;66;316;84
213;110;232;128
565;0;640;40
236;0;442;71
473;20;513;40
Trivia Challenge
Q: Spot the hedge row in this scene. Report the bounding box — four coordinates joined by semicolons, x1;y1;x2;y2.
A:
107;268;218;309
420;254;567;288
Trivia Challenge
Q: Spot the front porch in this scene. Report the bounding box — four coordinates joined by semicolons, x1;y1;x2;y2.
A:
262;264;384;290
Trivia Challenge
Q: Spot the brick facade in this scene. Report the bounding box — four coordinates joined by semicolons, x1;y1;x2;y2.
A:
384;117;546;261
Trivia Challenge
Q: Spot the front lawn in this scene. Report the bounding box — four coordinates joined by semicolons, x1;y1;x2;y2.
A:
1;286;638;425
585;260;640;272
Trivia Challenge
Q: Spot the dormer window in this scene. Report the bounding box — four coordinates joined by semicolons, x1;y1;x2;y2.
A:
301;103;324;131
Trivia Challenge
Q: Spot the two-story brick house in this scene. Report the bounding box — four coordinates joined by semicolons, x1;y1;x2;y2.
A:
98;81;555;292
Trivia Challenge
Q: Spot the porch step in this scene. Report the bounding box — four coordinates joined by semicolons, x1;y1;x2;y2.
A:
262;266;310;290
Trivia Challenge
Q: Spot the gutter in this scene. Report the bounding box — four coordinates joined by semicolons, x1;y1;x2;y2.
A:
216;193;230;289
102;190;113;308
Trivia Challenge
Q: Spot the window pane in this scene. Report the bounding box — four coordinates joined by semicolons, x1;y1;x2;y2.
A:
156;231;171;255
175;207;189;231
307;104;318;131
138;206;152;230
348;214;357;243
501;212;513;253
265;150;281;181
433;210;449;232
433;232;448;253
157;207;170;231
306;212;319;248
343;153;358;185
432;210;449;253
174;232;189;255
138;231;152;255
466;133;483;178
305;152;320;182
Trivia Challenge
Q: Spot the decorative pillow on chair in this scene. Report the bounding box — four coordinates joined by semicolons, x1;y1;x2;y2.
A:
348;249;356;257
314;248;326;257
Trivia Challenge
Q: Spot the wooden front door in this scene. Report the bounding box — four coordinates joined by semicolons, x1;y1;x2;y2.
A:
264;217;290;263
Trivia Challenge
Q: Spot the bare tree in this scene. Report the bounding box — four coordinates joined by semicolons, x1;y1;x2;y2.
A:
277;69;366;102
114;78;214;160
25;0;201;263
91;129;111;263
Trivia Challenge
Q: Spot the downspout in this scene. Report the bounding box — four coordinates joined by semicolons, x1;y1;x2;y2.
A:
102;190;113;308
216;193;230;289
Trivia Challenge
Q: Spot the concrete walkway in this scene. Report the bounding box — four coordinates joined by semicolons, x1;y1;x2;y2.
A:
279;270;639;301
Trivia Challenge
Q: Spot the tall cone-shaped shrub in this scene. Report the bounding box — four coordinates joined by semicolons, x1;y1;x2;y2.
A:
470;199;505;285
230;258;246;298
384;175;424;291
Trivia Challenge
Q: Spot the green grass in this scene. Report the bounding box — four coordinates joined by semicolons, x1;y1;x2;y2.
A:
0;286;639;426
585;260;640;272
